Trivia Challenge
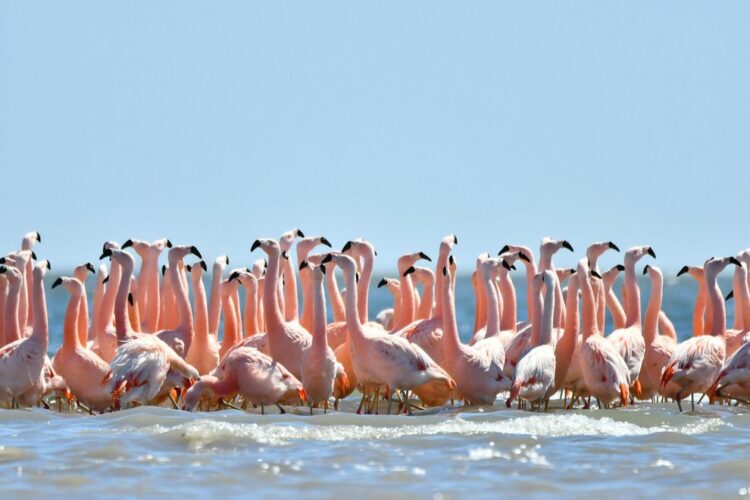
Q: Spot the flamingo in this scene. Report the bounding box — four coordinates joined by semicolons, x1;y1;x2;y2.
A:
183;346;306;414
0;261;52;407
412;267;435;321
507;270;557;410
218;277;242;360
50;276;111;411
297;235;332;332
375;277;401;330
661;256;739;411
325;252;454;414
208;255;230;336
638;265;677;400
279;228;305;322
601;264;626;330
441;263;507;405
185;260;220;375
585;241;620;332
300;262;345;412
606;246;655;397
576;258;630;408
71;262;95;346
538;238;575;329
121;238;171;332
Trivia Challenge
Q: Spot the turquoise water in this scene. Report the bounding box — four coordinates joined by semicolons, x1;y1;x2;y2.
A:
4;275;747;498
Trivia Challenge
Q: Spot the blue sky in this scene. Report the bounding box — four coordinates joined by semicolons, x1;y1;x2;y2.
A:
1;2;748;273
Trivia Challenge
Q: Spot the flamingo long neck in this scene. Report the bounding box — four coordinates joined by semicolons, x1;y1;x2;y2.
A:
397;265;416;328
221;289;239;349
539;249;564;329
732;268;744;330
554;278;579;388
29;270;48;349
91;271;106;341
523;259;538;323
244;280;259;336
17;264;28;334
390;287;402;328
25;259;34;329
498;269;517;331
0;281;7;345
579;274;598;340
357;248;374;323
4;281;21;344
706;269;726;336
692;279;706;336
168;260;194;340
326;267;346;323
63;291;82;350
142;252;161;332
539;279;554;346
100;259;122;331
312;273;328;352
416;275;434;320
232;286;242;339
644;274;662;345
282;253;299;322
341;263;367;345
593;279;606;333
737;266;750;330
482;267;501;339
433;247;450;318
208;262;224;334
530;288;543;346
114;259;133;341
441;272;462;356
299;269;314;331
472;271;487;333
623;259;642;328
73;270;90;346
263;249;285;331
191;274;209;342
604;281;627;330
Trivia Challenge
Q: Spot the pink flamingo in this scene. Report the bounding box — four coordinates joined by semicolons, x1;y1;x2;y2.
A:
507;270;557;410
185;260;220;375
661;256;739;411
251;239;312;380
601;264;626;330
122;238;171;332
606;246;655;397
183;346;306;414
676;264;708;336
500;243;537;328
208;255;230;336
300;262;344;412
218;277;242;360
441;264;506;405
72;262;95;346
2;265;24;346
585;241;620;332
325;252;453;414
91;241;123;362
412;267;435;321
577;258;630;408
20;231;41;330
297;235;332;332
51;276;111;411
0;261;52;407
375;278;401;331
638;265;677;400
538;238;575;329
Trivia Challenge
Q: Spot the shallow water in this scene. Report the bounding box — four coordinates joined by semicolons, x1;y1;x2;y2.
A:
2;402;749;497
3;275;744;496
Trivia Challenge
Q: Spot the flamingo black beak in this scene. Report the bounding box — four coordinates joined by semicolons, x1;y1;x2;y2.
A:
609;242;620;252
562;241;574;252
418;252;431;262
251;240;261;252
320;237;332;248
52;277;63;289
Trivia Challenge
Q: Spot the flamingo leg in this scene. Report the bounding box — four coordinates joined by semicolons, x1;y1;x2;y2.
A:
276;403;286;414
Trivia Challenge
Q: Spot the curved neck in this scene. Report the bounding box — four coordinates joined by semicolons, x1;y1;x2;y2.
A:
472;271;486;333
433;247;450;318
390;287;402;328
554;278;579;388
63;291;83;350
263;249;286;331
623;259;642;328
299;270;314;331
73;270;90;346
530;289;543;346
142;253;161;332
733;268;744;330
416;275;434;320
644;275;662;345
168;261;194;335
341;264;366;343
396;268;416;329
738;268;750;330
17;266;28;334
523;260;538;323
604;285;627;330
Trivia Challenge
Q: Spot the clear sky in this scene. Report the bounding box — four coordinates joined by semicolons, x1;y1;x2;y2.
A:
1;2;748;274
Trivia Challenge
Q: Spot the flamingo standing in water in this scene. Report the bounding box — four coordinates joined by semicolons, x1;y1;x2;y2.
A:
638;265;677;400
441;264;507;405
661;256;739;411
607;246;655;397
576;259;630;408
325;252;454;414
0;261;52;407
185;260;220;375
300;262;344;412
51;276;111;411
507;270;557;410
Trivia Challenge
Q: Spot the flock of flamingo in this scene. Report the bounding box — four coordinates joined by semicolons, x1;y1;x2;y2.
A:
1;230;750;416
